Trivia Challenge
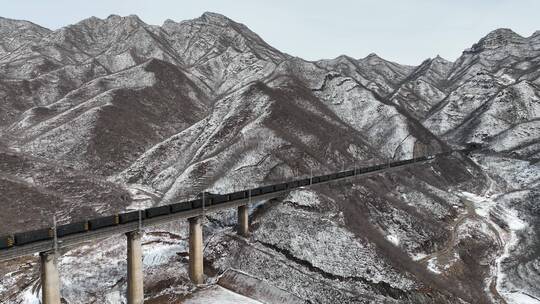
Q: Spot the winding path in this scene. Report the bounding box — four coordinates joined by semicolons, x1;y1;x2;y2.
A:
418;198;507;304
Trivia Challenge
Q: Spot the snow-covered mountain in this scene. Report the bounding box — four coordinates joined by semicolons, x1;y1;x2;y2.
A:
0;13;538;304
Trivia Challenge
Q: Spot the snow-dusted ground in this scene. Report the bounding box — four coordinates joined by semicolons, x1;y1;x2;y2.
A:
505;292;540;304
184;285;263;304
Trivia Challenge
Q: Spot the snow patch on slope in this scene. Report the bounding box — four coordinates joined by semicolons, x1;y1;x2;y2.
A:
427;257;441;274
505;292;540;304
284;189;321;208
184;285;263;304
21;289;40;304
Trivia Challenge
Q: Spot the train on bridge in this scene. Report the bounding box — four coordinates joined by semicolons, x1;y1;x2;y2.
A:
0;153;453;251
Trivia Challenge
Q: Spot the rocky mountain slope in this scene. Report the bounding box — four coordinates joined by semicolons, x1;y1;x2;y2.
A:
0;13;538;304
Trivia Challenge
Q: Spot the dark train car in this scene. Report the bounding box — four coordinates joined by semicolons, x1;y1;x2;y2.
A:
275;183;287;191
191;198;204;209
14;228;53;245
196;192;215;205
56;221;88;237
191;194;214;208
0;235;14;249
89;215;119;230
260;185;274;194
145;206;170;218
287;181;300;188
318;175;330;182
170;201;192;213
213;194;229;204
336;171;352;178
324;174;337;180
355;168;364;174
311;176;321;183
298;179;310;186
392;160;401;167
250;188;262;196
119;210;146;223
230;191;246;201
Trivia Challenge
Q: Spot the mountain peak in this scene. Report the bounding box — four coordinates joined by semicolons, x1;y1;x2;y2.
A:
432;54;450;63
360;53;401;66
365;52;381;59
0;16;51;52
110;14;144;25
466;28;526;53
74;14;145;29
333;54;355;61
162;18;176;25
0;16;50;32
75;16;105;27
198;12;232;25
104;14;122;22
361;53;386;64
482;28;524;44
0;16;24;23
126;14;143;22
485;28;522;38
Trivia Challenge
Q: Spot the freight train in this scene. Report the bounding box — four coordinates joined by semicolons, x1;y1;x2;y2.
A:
0;153;454;251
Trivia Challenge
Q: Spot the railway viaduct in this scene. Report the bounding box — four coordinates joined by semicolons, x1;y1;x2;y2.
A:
0;151;461;304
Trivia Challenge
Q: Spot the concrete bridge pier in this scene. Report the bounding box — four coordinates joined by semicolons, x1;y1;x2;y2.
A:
126;231;144;304
40;251;61;304
188;216;204;284
237;205;249;237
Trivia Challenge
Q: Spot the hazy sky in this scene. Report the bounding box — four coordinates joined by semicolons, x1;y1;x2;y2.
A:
2;0;539;65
